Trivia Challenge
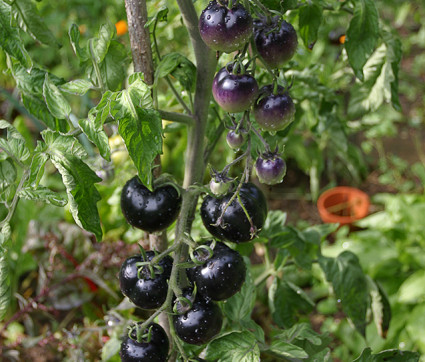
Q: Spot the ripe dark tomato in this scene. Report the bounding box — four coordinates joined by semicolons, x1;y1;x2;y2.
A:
119;251;173;310
173;288;223;345
212;65;258;113
226;130;245;149
187;241;246;301
200;182;268;243
254;18;298;68
120;322;169;362
199;1;253;53
121;176;181;233
255;153;287;185
253;85;295;132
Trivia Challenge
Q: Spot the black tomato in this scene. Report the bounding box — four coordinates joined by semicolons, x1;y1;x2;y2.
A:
226;130;245;150
199;0;253;53
255;153;287;185
254;18;298;68
119;251;173;310
200;182;268;243
187;241;246;301
212;65;258;113
121;176;181;233
120;322;169;362
173;288;223;345
253;85;295;132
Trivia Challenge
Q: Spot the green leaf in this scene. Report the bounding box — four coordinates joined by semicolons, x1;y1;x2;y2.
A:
0;1;32;68
272;323;331;359
353;347;420;362
259;210;287;242
206;331;260;362
27;149;48;187
43;74;72;120
111;81;161;190
93;41;128;91
155;52;196;91
269;278;314;328
367;277;391;338
319;251;369;336
383;31;402;112
18;186;68;207
69;23;89;62
60;79;94;95
92;23;115;64
101;336;121;361
397;269;425;304
88;90;114;126
0;120;30;162
224;264;255;322
11;0;60;48
78;119;111;161
299;3;323;49
43;132;102;240
269;340;308;359
0;249;10;322
345;0;379;80
281;0;298;11
145;6;168;28
260;0;282;11
0;158;17;190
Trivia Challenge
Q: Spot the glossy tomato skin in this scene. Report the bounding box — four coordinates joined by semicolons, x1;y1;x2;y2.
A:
121;176;181;233
201;183;268;243
173;289;223;345
254;19;298;68
199;1;253;53
253;85;295;132
187;241;246;301
255;155;287;185
119;251;173;310
226;130;245;149
120;322;169;362
212;65;258;113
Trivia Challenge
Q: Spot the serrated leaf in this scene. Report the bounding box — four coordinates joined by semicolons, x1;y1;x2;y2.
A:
0;120;30;162
299;3;323;49
78;119;111;161
145;6;168;28
319;251;369;336
353;347;419;362
0;158;17;190
0;1;32;68
155;52;196;91
258;210;287;241
60;79;94;95
88;90;114;127
269;278;314;328
69;23;89;62
345;0;379;80
43;74;72;119
43;132;102;240
11;0;60;48
0;249;11;322
224;264;255;322
206;331;260;362
18;186;68;207
111;82;161;190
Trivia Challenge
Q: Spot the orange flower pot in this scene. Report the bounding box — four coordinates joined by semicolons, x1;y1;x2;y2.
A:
317;186;370;225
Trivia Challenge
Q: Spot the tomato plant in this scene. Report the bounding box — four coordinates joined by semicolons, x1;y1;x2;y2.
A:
0;0;422;360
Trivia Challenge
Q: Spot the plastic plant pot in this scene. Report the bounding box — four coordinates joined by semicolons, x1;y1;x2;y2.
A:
317;186;370;226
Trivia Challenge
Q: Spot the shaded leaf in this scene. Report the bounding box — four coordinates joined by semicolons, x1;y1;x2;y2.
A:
299;3;323;49
269;340;308;359
155;52;196;91
345;0;379;80
353;347;419;362
69;23;89;62
78;119;111;161
0;158;17;191
0;249;10;322
319;251;369;336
